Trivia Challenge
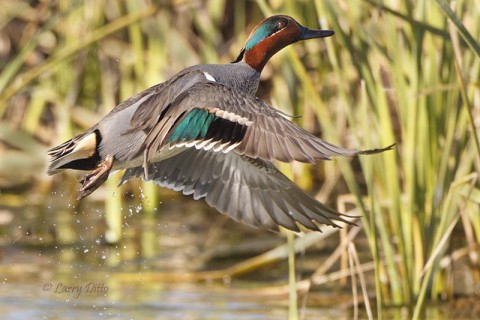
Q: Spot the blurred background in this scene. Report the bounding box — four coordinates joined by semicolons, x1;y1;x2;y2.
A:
0;0;479;319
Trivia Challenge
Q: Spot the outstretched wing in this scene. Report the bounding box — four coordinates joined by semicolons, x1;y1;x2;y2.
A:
131;79;394;165
120;148;355;232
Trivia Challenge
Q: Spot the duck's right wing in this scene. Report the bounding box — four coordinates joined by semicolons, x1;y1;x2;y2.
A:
131;79;394;166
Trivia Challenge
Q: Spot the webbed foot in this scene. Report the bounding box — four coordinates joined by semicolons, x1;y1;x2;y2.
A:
77;155;114;200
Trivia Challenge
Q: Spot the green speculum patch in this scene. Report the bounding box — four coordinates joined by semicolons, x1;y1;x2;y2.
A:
168;108;217;143
168;108;248;147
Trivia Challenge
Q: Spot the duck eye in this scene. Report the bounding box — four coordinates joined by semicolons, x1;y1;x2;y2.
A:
276;20;286;30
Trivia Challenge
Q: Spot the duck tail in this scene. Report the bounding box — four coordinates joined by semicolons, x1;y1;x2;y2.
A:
47;130;101;175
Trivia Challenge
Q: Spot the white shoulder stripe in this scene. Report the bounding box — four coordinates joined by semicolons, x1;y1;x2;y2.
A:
203;72;216;82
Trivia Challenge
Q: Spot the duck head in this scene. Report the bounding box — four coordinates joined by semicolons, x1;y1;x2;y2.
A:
233;15;334;72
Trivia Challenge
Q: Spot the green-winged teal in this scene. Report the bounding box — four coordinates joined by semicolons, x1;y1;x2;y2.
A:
48;15;393;232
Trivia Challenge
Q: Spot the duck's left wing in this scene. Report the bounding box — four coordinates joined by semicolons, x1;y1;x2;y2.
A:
120;148;354;232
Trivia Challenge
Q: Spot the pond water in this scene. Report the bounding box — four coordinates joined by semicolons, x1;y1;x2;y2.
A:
0;195;353;319
0;193;475;319
1;274;343;319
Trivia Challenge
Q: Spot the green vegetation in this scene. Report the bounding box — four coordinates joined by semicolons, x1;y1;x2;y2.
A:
0;0;478;319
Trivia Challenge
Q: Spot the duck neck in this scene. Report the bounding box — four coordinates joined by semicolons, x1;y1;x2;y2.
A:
233;38;291;72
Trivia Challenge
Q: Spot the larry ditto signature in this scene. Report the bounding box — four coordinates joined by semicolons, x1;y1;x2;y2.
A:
43;282;108;299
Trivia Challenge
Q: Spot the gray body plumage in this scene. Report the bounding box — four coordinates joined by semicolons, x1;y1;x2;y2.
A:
99;62;260;167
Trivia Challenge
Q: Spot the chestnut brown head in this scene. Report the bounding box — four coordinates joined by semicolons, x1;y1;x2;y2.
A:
233;15;334;72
